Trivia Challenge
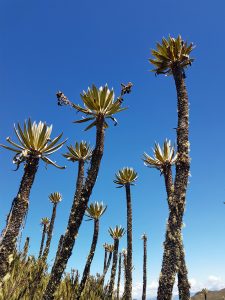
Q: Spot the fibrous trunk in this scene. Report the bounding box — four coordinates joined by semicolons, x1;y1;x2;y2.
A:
0;156;39;280
31;203;59;297
164;167;190;300
142;236;147;300
38;225;47;259
43;116;105;300
101;251;112;285
116;253;121;300
103;248;107;272
108;239;119;299
122;251;127;299
77;219;99;299
157;65;190;300
42;203;58;261
124;184;132;300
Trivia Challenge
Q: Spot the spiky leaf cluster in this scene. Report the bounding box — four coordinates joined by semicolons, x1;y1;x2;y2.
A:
41;218;50;226
49;192;62;204
57;85;127;131
85;202;107;220
63;141;92;162
143;139;177;171
108;226;125;240
0;119;66;169
103;243;114;253
114;167;138;187
149;35;194;75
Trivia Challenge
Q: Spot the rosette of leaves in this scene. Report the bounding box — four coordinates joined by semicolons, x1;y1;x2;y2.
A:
114;167;138;188
63;141;92;162
149;35;194;75
143;139;177;172
57;84;128;130
49;192;62;204
1;118;66;169
85;202;107;221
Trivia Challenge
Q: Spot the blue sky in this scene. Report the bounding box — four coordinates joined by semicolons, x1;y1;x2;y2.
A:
1;0;225;297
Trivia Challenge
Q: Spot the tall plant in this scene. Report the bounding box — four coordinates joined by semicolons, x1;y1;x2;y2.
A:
114;167;138;300
101;243;114;285
108;226;125;299
42;192;62;262
0;119;65;280
77;202;107;299
149;35;194;299
201;288;208;300
38;218;49;259
143;140;190;298
43;83;132;300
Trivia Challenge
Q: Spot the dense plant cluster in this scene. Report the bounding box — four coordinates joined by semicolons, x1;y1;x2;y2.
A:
0;35;195;299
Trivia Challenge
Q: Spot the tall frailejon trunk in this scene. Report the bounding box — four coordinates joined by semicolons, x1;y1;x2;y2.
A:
157;65;190;300
42;203;57;261
103;248;108;273
101;251;113;285
77;219;100;299
43;116;105;300
116;253;121;300
38;225;47;259
177;246;190;300
124;184;132;300
0;157;39;280
108;239;119;299
122;250;127;299
163;166;190;300
30;203;59;298
142;236;147;300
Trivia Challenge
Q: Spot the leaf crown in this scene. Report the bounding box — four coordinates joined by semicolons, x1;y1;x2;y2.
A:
114;167;138;187
63;141;92;162
149;35;194;75
85;202;107;220
49;192;62;204
143;139;177;171
108;225;125;239
0;118;66;169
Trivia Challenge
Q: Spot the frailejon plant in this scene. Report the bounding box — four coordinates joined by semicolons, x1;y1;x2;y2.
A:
38;218;49;259
141;234;147;300
0;119;65;280
114;167;138;300
30;192;62;298
149;35;194;300
143;140;190;298
101;243;114;285
42;192;62;262
108;226;125;299
77;202;107;299
201;288;208;300
43;83;132;300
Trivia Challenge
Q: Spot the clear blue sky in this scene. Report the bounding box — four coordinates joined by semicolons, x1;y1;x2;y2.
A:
1;0;225;297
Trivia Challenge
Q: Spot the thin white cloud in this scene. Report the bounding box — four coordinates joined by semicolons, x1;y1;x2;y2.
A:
129;276;225;299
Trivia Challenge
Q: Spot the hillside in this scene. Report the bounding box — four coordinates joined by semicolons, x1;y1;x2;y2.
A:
191;288;225;300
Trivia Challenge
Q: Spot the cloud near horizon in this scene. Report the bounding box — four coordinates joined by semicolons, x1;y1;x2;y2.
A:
128;275;225;299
